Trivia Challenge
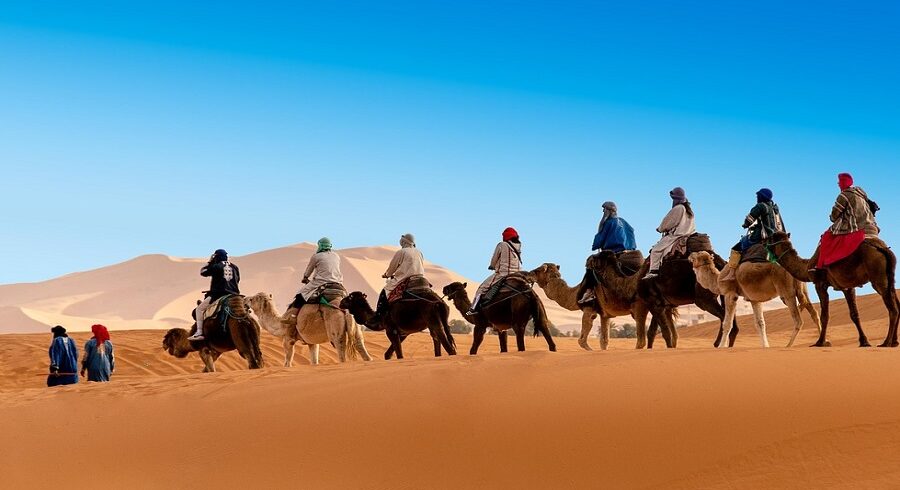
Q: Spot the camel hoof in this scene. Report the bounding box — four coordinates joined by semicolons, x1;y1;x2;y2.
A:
811;340;832;348
578;341;592;351
860;341;873;347
876;342;895;348
549;345;557;352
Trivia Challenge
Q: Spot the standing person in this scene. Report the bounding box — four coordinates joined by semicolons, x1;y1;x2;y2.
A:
81;324;114;382
190;249;240;341
468;227;522;315
47;325;78;387
645;187;696;279
281;237;344;324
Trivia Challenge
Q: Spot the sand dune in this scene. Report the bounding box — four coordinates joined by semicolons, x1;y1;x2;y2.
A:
3;297;900;489
0;243;586;334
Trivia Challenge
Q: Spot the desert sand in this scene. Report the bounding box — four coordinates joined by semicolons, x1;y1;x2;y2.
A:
3;293;900;489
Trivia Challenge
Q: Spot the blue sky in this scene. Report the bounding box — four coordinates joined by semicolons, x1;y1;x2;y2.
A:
0;1;898;287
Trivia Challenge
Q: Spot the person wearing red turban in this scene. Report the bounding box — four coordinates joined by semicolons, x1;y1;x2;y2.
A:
468;227;523;316
81;324;115;382
811;172;881;270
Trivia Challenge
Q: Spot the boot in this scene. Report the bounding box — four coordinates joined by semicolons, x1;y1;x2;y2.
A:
371;291;388;325
727;249;741;269
281;307;300;326
188;320;205;340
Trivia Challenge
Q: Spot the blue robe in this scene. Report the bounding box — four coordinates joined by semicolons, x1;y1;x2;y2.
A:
48;337;79;387
592;217;637;253
83;339;115;382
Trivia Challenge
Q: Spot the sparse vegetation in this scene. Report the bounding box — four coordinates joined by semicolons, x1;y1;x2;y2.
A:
448;319;472;334
610;322;637;339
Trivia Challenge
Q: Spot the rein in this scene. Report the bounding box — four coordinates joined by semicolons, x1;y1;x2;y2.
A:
764;241;791;264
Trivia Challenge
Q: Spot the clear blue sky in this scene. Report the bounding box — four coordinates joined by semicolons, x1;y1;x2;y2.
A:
1;1;898;287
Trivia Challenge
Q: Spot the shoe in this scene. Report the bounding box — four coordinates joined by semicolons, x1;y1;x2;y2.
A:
642;272;659;280
464;309;478;318
188;333;204;341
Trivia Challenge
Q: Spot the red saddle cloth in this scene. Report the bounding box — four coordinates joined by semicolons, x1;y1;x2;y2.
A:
818;230;866;268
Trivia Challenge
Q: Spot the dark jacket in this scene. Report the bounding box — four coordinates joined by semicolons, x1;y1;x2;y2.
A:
201;261;241;300
743;201;784;244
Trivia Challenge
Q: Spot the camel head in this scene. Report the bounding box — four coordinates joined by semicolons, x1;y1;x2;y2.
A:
339;291;372;314
442;282;469;301
531;263;562;286
246;292;277;317
689;251;715;269
767;231;794;258
162;328;193;358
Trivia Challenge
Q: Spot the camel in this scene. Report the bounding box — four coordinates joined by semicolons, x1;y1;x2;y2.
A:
162;295;265;372
766;231;899;347
531;262;623;350
339;290;456;360
442;279;557;354
245;292;372;367
689;251;820;348
588;251;736;348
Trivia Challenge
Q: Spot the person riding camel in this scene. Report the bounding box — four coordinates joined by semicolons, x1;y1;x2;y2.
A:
810;172;880;272
371;233;426;324
281;237;344;325
645;187;695;280
190;249;240;340
592;201;637;254
725;188;786;268
468;227;522;316
580;201;637;304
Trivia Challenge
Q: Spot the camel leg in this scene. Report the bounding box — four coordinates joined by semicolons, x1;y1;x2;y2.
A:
431;313;456;356
282;337;296;367
515;327;526;352
498;330;509;353
200;349;217;373
812;283;832;347
470;326;487;355
333;333;347;363
718;293;739;349
874;285;900;347
783;296;804;348
384;334;407;360
665;307;678;348
843;289;871;347
578;310;596;351
647;316;659;349
797;286;822;336
308;344;320;365
750;301;769;348
656;309;674;348
354;325;373;361
632;305;649;349
431;330;442;357
385;329;404;360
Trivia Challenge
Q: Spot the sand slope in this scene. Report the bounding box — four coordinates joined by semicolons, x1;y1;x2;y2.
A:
0;244;589;334
3;292;900;489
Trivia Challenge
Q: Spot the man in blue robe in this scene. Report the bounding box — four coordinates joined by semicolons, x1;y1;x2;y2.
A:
48;325;78;387
592;201;636;253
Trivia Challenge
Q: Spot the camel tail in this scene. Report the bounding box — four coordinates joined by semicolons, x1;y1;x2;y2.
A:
343;312;360;361
241;317;265;369
878;245;897;292
530;293;552;338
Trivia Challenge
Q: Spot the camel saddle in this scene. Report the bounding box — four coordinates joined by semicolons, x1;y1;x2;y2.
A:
481;272;535;306
665;233;714;261
388;275;433;303
306;282;347;305
200;295;249;333
584;250;644;277
740;243;770;264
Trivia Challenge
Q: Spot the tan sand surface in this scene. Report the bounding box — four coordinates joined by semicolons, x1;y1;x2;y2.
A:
2;292;899;489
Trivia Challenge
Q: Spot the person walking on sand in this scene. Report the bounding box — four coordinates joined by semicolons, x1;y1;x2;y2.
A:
48;325;78;387
81;324;115;382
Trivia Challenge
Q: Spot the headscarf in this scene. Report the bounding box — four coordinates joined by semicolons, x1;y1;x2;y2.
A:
316;237;332;253
91;324;110;345
400;234;415;248
838;173;854;191
212;249;228;262
502;227;519;242
51;325;67;338
670;187;687;205
599;201;618;230
756;188;773;203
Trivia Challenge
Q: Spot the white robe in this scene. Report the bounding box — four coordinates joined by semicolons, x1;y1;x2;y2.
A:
476;241;522;296
298;251;344;300
649;205;696;270
383;246;426;295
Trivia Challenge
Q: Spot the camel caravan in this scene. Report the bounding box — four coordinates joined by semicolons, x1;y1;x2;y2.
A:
163;172;900;371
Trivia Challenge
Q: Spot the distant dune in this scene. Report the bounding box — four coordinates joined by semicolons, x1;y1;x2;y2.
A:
0;243;591;334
